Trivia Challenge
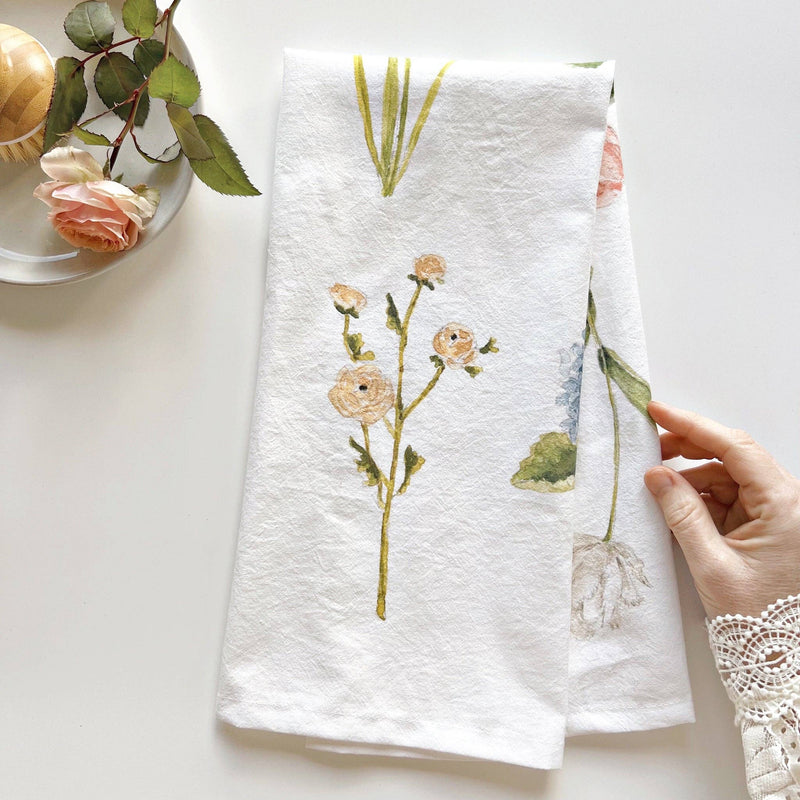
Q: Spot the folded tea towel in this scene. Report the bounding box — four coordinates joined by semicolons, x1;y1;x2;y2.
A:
216;49;694;770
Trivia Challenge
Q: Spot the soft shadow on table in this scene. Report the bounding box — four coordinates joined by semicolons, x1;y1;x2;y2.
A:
0;203;193;332
566;723;693;756
213;557;747;798
217;720;553;795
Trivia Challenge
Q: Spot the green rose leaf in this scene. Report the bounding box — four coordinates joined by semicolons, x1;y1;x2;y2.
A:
148;55;201;108
479;337;499;354
569;61;604;68
429;354;444;369
64;1;116;53
94;52;149;126
397;446;425;494
597;346;654;425
133;38;165;77
511;432;577;493
132;137;181;164
385;293;402;334
346;332;375;361
70;125;111;146
186;115;261;196
166;103;213;160
464;365;482;378
43;57;88;152
121;0;157;38
349;437;382;487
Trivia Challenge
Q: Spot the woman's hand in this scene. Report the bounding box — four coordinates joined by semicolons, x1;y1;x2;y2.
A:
643;400;800;619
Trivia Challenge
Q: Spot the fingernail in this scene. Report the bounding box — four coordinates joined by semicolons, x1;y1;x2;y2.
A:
648;399;670;413
644;468;675;497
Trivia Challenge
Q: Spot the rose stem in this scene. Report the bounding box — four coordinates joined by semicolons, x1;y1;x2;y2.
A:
107;90;143;176
401;364;444;420
588;312;620;542
106;0;182;177
376;280;423;619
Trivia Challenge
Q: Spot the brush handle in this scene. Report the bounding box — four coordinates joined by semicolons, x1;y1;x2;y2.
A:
0;24;55;145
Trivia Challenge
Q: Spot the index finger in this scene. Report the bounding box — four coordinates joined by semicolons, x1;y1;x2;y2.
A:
647;400;783;489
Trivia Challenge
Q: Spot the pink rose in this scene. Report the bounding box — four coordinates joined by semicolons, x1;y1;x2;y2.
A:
33;147;159;253
596;125;624;208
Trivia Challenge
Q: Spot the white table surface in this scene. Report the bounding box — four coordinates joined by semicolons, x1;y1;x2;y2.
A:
2;1;798;797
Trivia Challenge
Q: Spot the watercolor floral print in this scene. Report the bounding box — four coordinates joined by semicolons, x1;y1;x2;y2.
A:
328;254;498;619
596;126;624;208
512;278;654;638
353;56;453;197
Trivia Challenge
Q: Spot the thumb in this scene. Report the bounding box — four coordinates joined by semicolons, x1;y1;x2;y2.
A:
644;466;727;568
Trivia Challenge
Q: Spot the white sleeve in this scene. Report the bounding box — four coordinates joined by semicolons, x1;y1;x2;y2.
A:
707;596;800;800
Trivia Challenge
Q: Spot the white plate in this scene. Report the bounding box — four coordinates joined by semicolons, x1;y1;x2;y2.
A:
0;3;196;285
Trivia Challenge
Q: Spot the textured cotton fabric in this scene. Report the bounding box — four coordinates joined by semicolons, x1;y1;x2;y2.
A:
217;49;694;769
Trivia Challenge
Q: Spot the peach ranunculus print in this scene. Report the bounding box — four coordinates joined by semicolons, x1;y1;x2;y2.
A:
596;125;624;208
413;254;446;284
330;284;375;362
328;254;498;619
433;323;478;370
328;365;395;425
329;283;367;316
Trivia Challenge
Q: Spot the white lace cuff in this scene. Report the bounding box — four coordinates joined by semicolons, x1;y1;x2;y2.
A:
707;595;800;800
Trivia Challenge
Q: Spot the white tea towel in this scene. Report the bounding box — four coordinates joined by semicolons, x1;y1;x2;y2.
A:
217;49;694;770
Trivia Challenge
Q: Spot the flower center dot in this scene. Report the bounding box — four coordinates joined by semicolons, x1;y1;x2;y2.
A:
358;384;368;391
450;333;458;341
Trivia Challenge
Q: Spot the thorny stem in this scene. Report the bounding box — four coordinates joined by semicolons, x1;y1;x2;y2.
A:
587;312;620;542
103;0;182;177
108;88;143;175
376;281;423;619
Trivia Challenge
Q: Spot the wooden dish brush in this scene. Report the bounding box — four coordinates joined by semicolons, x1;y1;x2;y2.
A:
0;23;56;163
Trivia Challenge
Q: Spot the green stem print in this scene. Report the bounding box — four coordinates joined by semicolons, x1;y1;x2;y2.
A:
328;255;497;619
587;308;620;542
354;56;453;197
511;279;654;638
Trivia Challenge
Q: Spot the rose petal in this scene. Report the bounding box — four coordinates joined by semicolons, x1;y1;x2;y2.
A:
40;147;105;183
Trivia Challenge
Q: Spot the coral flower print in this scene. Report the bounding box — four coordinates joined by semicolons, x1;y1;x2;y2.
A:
329;255;498;618
413;254;446;284
329;365;395;425
570;533;651;639
33;147;159;253
596;125;624;208
433;323;477;368
329;283;368;316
